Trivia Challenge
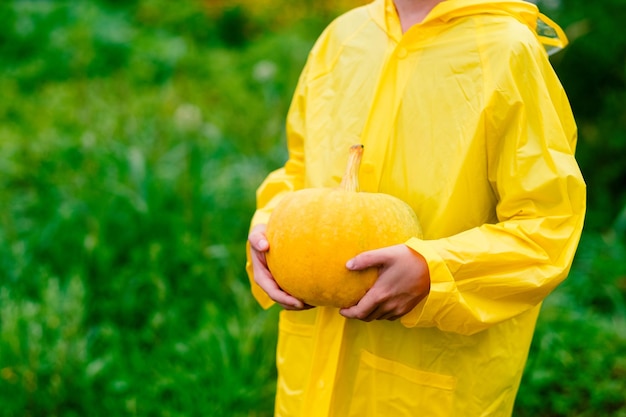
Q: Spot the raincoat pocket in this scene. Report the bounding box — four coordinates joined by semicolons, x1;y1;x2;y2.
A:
348;349;456;417
275;309;316;416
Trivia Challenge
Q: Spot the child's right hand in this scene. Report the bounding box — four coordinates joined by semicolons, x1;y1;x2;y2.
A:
248;224;312;310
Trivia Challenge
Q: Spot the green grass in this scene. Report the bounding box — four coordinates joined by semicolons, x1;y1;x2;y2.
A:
0;2;302;414
0;1;625;416
516;232;626;416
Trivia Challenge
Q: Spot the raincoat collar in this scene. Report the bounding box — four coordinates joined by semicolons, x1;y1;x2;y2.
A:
370;0;568;54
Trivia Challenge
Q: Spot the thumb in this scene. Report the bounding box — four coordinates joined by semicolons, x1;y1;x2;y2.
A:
248;226;269;252
252;236;269;252
346;248;388;271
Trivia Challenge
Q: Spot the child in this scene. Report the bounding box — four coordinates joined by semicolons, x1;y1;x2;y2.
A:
247;0;586;415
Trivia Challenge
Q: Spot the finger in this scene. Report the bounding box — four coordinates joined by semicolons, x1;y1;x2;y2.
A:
339;290;380;321
345;304;390;322
278;297;314;310
346;248;389;272
378;309;402;321
249;232;269;252
251;252;305;309
361;304;389;322
256;272;306;309
295;303;316;311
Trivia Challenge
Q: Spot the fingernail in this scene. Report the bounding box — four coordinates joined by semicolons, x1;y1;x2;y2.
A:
346;259;355;270
259;239;269;249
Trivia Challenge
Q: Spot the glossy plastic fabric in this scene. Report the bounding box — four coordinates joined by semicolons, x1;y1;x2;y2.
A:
245;0;586;415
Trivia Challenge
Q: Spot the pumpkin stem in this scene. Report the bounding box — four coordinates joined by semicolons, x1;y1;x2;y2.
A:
339;144;364;192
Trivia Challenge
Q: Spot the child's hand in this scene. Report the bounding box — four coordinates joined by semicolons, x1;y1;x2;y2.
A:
248;224;312;310
340;244;430;321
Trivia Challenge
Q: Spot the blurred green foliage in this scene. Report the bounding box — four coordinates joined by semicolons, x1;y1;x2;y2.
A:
543;0;626;232
0;0;624;416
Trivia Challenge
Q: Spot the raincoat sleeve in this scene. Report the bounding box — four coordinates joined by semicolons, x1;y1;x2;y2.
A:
245;65;308;308
401;36;586;335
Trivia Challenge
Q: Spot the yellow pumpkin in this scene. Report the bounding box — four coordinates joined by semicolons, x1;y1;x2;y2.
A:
265;144;422;308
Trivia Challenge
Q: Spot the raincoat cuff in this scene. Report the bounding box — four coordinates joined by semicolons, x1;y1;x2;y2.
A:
401;237;455;328
251;208;272;229
251;188;292;228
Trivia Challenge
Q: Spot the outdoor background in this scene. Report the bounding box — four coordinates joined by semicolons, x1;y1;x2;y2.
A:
0;0;624;416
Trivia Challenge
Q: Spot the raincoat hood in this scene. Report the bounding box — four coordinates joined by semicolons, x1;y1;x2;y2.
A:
372;0;568;54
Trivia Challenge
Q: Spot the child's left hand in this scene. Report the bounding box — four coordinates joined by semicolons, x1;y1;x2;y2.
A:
339;244;430;321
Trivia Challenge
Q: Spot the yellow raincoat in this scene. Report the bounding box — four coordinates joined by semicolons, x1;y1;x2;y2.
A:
246;0;586;415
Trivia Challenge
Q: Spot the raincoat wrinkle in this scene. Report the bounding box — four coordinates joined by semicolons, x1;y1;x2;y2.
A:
246;0;585;415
